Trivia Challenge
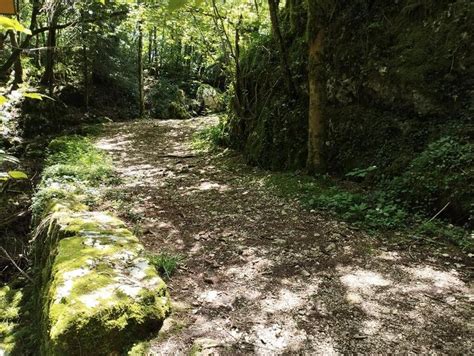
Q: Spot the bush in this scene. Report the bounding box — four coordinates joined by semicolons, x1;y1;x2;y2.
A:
389;137;473;225
192;118;230;150
32;136;114;219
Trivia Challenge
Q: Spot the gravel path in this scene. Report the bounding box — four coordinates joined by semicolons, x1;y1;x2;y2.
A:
96;116;472;355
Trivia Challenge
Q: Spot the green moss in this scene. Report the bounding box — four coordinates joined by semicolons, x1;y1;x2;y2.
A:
30;134;171;355
35;209;171;355
128;341;151;355
0;286;23;354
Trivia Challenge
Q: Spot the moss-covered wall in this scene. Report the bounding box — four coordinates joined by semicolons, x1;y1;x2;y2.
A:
229;0;473;222
232;0;472;172
320;0;473;174
30;136;171;355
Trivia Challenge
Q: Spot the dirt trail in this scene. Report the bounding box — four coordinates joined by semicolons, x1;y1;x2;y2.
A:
96;116;472;355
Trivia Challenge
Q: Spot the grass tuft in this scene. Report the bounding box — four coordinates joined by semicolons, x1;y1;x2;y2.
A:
147;252;184;279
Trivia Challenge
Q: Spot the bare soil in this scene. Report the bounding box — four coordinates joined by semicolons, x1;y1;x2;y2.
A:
96;116;473;355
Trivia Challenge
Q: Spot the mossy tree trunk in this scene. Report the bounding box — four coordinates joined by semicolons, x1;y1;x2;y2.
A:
306;1;327;173
81;10;89;111
286;0;306;35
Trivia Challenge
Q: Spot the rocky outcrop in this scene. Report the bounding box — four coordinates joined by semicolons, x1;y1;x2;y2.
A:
196;84;224;113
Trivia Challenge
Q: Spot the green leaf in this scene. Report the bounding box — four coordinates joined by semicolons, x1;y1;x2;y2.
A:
0;95;7;106
23;92;42;100
0;16;32;35
0;151;20;164
22;92;54;101
8;171;28;180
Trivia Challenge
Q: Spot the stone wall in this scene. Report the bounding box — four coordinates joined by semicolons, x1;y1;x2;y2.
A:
31;136;170;355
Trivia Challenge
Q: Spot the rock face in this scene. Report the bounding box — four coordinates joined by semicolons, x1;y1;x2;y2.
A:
196;84;224;112
35;205;171;355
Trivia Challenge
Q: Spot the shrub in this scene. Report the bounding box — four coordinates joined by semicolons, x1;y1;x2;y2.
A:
390;137;473;225
192;118;230;150
44;136;114;185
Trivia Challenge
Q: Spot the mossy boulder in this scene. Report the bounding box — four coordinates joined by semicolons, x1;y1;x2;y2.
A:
36;206;170;355
196;84;224;113
32;136;171;355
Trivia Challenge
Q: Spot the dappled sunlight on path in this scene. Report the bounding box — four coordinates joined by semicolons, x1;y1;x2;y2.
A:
96;117;472;355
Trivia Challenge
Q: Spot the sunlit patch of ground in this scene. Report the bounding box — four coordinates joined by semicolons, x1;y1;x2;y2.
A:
96;117;473;355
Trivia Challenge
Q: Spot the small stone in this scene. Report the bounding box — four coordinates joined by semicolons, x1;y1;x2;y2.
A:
325;243;336;252
301;269;311;277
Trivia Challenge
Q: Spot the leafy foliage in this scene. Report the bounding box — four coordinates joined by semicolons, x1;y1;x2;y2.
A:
388;137;473;223
147;252;183;278
44;136;113;185
192;117;230;150
32;136;114;218
265;172;470;249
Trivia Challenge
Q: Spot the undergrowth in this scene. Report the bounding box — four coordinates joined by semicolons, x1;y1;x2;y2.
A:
43;136;114;185
265;173;471;251
0;285;22;354
147;252;184;279
196;121;472;251
0;284;36;355
192;117;229;151
31;136;116;218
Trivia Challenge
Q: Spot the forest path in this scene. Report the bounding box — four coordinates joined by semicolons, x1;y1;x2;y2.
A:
96;117;472;355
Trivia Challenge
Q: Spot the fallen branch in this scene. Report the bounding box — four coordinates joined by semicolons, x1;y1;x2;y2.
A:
158;154;196;159
0;246;33;283
0;210;29;227
426;202;450;224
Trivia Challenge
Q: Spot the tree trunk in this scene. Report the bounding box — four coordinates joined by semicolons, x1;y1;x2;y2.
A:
81;11;89;111
234;16;244;115
41;9;60;95
152;26;157;64
0;0;40;78
8;31;23;89
137;1;144;118
267;0;295;93
286;0;305;35
148;29;153;64
306;13;326;173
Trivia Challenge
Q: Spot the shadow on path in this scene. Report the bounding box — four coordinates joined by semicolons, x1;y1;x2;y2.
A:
96;117;473;355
